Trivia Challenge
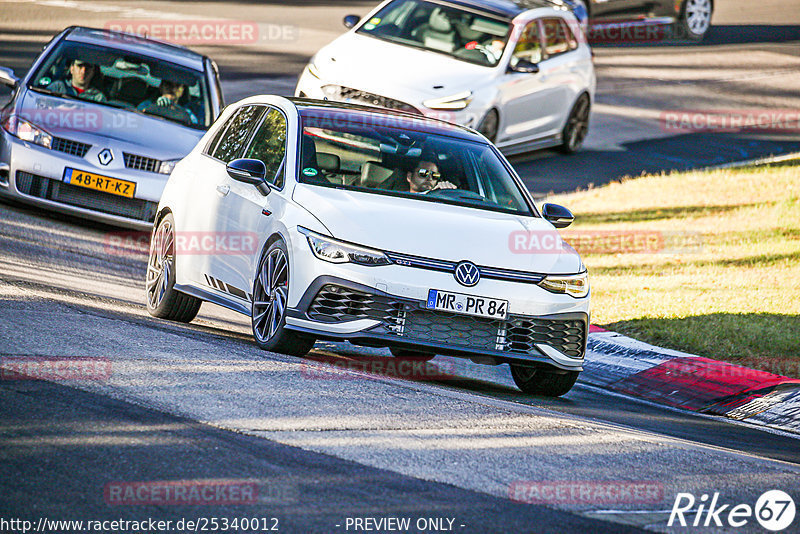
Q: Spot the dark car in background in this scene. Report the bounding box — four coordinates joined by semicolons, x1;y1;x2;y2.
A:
578;0;713;41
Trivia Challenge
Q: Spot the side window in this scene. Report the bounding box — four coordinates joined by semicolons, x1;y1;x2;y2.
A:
541;18;576;58
512;20;542;65
205;121;228;156
210;105;265;163
244;108;287;188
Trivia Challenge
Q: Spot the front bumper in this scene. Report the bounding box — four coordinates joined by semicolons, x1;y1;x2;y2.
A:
0;131;167;229
285;275;587;372
294;68;485;130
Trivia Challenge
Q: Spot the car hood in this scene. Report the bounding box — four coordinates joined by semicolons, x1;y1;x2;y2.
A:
314;33;492;103
19;90;204;159
293;185;583;275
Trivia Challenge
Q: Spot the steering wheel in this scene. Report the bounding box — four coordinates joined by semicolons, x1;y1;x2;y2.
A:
464;40;500;63
141;103;193;125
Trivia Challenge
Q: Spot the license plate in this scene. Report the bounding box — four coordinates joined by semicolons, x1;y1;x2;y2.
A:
426;289;508;320
63;168;136;199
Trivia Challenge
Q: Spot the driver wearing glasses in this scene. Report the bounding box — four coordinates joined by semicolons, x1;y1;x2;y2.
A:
406;160;457;193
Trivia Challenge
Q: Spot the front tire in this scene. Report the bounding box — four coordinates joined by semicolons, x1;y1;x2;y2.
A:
477;109;499;143
510;365;579;397
146;212;201;322
558;93;590;154
676;0;712;41
251;240;315;356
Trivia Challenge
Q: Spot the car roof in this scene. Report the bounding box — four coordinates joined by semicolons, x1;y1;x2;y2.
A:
63;27;205;71
290;98;486;142
432;0;574;19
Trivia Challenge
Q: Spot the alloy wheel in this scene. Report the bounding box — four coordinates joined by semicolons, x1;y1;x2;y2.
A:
478;109;499;143
562;95;590;153
146;219;174;309
252;246;289;343
685;0;712;36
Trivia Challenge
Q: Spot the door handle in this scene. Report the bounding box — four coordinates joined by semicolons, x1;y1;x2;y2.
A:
216;184;230;196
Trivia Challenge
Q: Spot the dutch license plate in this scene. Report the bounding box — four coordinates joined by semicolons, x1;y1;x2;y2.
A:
426;289;508;320
63;168;136;199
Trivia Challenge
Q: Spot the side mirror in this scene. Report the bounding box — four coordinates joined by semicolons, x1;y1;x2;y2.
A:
542;203;574;228
343;15;361;29
0;66;19;88
509;59;539;74
227;158;270;196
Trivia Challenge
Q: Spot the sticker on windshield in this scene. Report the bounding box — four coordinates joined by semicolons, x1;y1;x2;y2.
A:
302;167;318;177
364;17;381;30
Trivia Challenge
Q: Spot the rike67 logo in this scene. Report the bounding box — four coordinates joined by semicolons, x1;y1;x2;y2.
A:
669;490;796;531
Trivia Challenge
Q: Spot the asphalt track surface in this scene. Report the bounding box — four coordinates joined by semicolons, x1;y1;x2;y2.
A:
1;1;800;533
2;188;800;533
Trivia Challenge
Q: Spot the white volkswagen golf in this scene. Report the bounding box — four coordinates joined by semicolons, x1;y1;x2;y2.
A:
147;96;590;396
295;0;595;155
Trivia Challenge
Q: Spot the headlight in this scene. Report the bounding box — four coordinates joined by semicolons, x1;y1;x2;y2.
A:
538;272;589;298
307;61;322;79
306;54;322;79
1;115;53;148
298;227;390;266
158;159;180;175
423;91;473;110
321;84;340;99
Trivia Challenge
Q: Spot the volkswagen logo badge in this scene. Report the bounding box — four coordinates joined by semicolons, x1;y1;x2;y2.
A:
98;148;113;166
454;261;480;287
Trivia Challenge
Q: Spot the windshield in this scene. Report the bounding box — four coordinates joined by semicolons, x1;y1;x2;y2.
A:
356;0;511;67
297;115;533;216
27;40;211;129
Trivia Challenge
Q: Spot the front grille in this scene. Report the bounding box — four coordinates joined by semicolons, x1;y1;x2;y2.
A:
15;171;157;222
323;85;421;115
308;284;404;327
124;152;161;173
403;309;503;351
307;284;587;359
505;317;586;359
384;251;546;285
51;137;91;158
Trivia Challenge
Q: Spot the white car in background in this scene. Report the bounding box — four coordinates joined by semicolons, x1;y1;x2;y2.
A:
147;96;590;397
296;0;595;155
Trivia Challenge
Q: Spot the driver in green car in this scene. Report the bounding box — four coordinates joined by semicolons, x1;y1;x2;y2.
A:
406;160;457;193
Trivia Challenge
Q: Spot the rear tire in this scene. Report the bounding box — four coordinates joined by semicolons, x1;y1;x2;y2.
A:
558;93;590;154
676;0;712;41
390;348;435;362
146;212;201;322
510;365;579;397
251;239;315;357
